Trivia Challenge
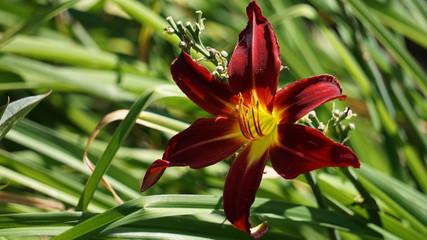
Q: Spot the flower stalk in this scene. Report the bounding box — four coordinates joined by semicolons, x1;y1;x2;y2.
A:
303;106;381;226
164;12;229;80
304;171;342;240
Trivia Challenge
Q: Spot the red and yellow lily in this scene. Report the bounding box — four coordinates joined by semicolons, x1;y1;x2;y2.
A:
141;1;359;238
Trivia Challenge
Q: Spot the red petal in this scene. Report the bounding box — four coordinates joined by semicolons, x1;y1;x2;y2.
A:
141;118;247;191
274;75;345;124
223;138;270;238
171;52;238;117
269;124;360;179
140;159;169;192
163;118;247;167
228;1;281;109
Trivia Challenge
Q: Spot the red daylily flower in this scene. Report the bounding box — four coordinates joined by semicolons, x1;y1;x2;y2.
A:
141;1;359;238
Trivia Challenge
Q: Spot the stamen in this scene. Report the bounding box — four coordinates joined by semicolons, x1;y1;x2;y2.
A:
253;101;264;136
248;91;263;137
236;93;253;140
237;107;250;139
236;91;274;140
244;109;255;139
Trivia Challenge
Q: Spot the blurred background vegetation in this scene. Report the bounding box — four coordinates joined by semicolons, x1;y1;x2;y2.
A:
0;0;426;239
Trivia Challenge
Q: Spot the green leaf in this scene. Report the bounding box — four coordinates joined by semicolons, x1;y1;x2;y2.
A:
0;98;8;120
358;166;427;235
0;211;273;239
348;0;427;96
0;163;105;213
0;91;50;140
317;24;372;97
3;119;140;206
110;0;177;45
361;0;427;49
0;55;137;101
52;195;387;240
0;35;149;74
0;183;8;190
76;86;184;212
0;0;80;48
317;173;425;240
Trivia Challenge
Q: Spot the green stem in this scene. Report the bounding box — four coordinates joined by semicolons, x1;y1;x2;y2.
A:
192;43;213;61
305;172;341;240
305;172;326;208
341;167;382;225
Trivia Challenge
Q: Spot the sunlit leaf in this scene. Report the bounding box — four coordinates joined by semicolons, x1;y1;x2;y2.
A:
359;166;427;236
0;91;50;140
50;195;387;240
0;0;80;48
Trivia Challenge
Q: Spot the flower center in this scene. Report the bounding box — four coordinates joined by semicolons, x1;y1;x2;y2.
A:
236;92;277;140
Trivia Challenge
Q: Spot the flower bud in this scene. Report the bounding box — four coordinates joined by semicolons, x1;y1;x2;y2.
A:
208;48;217;56
163;27;175;34
280;65;289;71
332;109;340;117
179;41;187;48
345;109;356;119
216;66;224;72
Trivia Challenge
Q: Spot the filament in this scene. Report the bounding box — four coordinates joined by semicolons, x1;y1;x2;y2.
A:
236;91;273;140
253;101;264;136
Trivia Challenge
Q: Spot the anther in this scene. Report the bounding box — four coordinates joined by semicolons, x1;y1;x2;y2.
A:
179;41;187;48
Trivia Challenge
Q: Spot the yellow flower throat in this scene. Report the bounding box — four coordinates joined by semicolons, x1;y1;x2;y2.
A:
236;91;277;140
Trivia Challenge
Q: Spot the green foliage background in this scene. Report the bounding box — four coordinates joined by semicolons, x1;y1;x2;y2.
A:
0;0;426;239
